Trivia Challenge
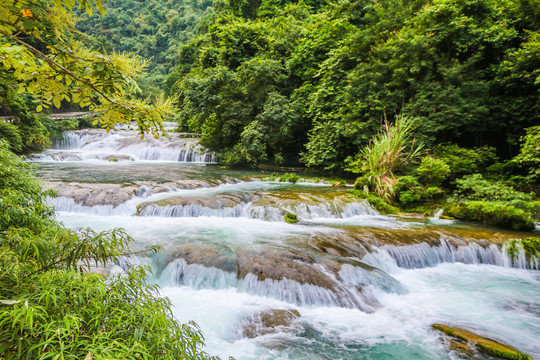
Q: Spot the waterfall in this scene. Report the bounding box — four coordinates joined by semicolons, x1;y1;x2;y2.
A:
363;239;538;271
431;209;444;219
137;199;378;221
159;259;238;289
39;129;218;163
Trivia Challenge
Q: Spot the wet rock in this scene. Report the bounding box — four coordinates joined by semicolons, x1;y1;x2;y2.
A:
174;245;236;273
102;154;134;162
42;182;139;207
136;193;244;215
42;179;236;207
144;194;243;209
242;309;301;338
236;251;328;285
236;251;379;311
432;324;532;360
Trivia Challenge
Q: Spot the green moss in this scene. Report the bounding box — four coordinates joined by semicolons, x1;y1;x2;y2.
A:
505;237;540;262
432;324;532;360
262;172;280;181
444;201;535;231
108;158;118;162
279;173;301;183
366;195;399;215
284;212;299;223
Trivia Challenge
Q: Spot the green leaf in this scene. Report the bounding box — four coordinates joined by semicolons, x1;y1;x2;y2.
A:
53;97;61;108
36;104;43;112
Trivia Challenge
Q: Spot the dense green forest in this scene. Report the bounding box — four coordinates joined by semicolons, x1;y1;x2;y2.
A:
169;0;539;170
76;0;213;96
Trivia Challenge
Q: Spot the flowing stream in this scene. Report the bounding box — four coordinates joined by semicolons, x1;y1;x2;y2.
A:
32;128;540;360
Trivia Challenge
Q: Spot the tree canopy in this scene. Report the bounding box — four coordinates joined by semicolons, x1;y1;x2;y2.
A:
0;0;170;136
169;0;540;169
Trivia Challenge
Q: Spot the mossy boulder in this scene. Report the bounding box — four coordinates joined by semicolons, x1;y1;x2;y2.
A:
432;324;532;360
284;212;299;223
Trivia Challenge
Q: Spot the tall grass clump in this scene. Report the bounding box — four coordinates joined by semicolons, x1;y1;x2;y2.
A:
348;115;422;201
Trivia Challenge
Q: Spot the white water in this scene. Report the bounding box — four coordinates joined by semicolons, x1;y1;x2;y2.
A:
29;129;217;163
35;128;540;360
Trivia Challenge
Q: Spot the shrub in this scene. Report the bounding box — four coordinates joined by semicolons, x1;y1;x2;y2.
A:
513;126;540;183
392;176;444;208
453;174;534;202
0;141;218;359
279;173;301;183
0;122;23;153
366;194;399;214
437;144;497;180
417;156;450;186
444;201;535;231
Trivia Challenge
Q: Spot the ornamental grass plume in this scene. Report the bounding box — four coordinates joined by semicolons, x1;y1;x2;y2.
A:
347;115;423;201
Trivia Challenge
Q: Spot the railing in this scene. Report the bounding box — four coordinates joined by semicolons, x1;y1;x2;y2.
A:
1;112;94;123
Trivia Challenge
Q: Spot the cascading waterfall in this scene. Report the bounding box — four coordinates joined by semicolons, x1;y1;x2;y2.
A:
32;129;218;163
32;127;540;360
137;199;378;221
362;238;540;271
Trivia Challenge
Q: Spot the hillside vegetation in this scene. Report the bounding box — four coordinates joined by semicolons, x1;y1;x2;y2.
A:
168;0;539;170
77;0;213;96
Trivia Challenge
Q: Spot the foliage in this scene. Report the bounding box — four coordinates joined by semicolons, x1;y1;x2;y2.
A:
453;174;535;202
350;190;399;214
279;173;301;183
417;156;450;186
436;144;498;180
443;201;535;231
0;0;169;136
392;176;444;208
76;0;213;97
0;141;218;358
0;73;50;153
346;115;422;201
0;122;22;153
513;126;540;183
39;115;80;139
170;0;539;170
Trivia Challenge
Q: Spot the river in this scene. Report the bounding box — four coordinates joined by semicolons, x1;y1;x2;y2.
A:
31;127;540;360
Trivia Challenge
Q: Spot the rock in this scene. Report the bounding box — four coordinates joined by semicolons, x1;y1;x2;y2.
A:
174;245;236;273
332;181;345;187
42;181;140;207
242;309;301;338
136;193;244;215
236;251;327;285
284;212;299;223
236;251;379;311
432;324;532;360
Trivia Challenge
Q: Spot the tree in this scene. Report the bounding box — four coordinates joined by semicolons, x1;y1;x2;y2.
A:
0;0;170;136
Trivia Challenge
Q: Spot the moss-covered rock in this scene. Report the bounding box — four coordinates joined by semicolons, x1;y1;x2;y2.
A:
284;212;299;223
504;237;540;268
432;324;532;360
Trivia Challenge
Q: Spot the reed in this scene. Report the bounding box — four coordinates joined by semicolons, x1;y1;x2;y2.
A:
349;115;422;201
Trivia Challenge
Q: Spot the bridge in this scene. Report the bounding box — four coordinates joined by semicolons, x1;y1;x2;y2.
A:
1;112;94;123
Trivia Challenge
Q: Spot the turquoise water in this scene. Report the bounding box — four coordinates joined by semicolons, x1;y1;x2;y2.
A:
33;129;540;360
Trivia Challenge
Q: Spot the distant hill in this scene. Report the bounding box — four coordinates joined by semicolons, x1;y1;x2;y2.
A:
76;0;213;96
